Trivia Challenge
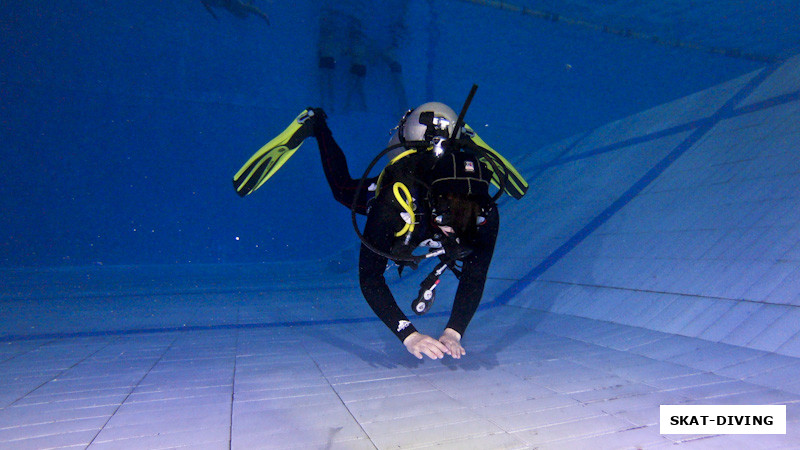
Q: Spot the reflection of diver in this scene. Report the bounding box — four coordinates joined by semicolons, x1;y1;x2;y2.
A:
202;0;269;24
318;10;366;112
317;3;408;114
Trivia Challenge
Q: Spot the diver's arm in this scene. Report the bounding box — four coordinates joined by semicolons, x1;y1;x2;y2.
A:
358;202;417;341
358;201;449;359
445;207;499;336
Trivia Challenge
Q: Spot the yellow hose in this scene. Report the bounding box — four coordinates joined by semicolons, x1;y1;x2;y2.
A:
393;182;415;237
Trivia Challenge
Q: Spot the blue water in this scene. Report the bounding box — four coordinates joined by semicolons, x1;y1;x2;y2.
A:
0;0;765;267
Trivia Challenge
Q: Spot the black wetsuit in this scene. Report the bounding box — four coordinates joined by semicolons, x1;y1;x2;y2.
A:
314;122;499;342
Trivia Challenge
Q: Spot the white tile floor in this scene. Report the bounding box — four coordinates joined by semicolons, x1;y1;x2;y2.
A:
1;263;799;449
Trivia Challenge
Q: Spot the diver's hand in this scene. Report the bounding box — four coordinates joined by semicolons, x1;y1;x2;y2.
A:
403;332;450;360
439;328;465;359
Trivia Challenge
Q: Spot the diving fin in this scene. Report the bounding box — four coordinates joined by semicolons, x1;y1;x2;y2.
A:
464;125;529;200
233;109;316;197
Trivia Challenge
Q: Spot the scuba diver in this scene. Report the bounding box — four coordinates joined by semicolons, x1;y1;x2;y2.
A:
201;0;269;24
233;97;528;360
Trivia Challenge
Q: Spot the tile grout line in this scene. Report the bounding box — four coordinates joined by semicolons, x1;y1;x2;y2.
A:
302;341;378;449
0;339;59;385
4;337;116;410
84;335;179;449
524;278;800;308
0;341;46;365
228;307;240;450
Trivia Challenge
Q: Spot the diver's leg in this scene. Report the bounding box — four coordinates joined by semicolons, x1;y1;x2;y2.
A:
383;1;409;114
347;63;367;111
344;17;368;111
385;10;408;115
318;12;339;112
319;55;336;112
386;55;407;116
312;119;375;214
